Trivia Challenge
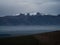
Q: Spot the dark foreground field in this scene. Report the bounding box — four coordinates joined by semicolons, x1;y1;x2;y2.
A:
0;30;60;45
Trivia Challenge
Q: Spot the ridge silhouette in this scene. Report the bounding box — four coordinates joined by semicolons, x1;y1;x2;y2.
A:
0;12;60;25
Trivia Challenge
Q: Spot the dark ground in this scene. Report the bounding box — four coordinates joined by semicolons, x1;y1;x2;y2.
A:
0;30;60;45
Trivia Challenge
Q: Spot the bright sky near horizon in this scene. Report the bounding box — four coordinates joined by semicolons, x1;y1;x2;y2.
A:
0;0;60;16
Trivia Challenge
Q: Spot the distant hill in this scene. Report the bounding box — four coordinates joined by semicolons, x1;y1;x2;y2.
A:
0;13;60;26
0;34;10;37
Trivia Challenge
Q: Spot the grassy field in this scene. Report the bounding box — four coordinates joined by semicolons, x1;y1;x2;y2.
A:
0;30;60;45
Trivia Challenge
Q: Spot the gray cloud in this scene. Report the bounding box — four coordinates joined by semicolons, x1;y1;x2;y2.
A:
0;0;60;16
38;2;60;15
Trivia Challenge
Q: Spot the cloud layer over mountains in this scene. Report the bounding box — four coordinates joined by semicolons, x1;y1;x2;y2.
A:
0;0;60;16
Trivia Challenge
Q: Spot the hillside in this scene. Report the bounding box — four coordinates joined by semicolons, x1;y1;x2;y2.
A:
0;13;60;25
0;30;60;45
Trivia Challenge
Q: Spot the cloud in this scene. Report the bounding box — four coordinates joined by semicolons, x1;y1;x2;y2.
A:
38;2;60;15
0;0;60;16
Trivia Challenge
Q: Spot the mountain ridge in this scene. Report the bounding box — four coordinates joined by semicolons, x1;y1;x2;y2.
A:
0;13;60;26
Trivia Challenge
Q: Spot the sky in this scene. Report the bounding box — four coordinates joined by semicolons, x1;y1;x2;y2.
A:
0;0;60;16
